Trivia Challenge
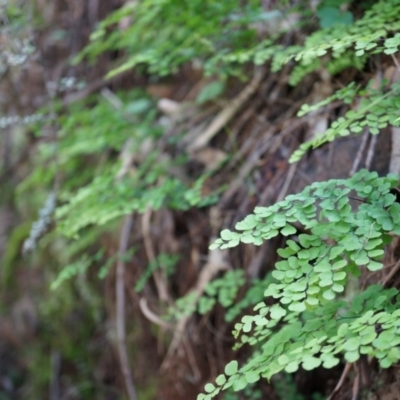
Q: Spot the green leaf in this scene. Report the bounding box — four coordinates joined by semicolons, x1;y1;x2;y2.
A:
196;81;225;104
233;376;247;392
209;241;222;250
322;355;340;368
332;259;347;270
215;374;226;386
341;236;363;251
241;235;256;244
278;354;289;365
368;249;384;258
277;247;295;258
244;370;260;384
289;302;306;312
270;304;287;319
272;270;285;280
322;289;336;300
302;355;321;370
287;240;301;252
367;260;383;271
320;198;335;210
343;338;360;352
220;229;234;240
306;297;319;306
332;283;345;293
317;6;353;29
298;249;310;259
365;239;382;250
344;351;360;363
338;323;348;337
235;215;258;230
285;361;299;373
360;331;377;345
225;361;238;376
330;246;345;259
204;383;216;393
333;271;346;281
281;224;297;236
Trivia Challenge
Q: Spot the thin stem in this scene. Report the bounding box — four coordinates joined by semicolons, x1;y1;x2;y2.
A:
116;215;137;400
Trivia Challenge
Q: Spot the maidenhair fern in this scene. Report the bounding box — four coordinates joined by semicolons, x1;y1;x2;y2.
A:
199;285;400;399
165;270;274;323
287;0;400;67
24;0;400;397
75;0;269;78
77;0;400;81
25;92;220;238
199;170;400;399
290;80;400;162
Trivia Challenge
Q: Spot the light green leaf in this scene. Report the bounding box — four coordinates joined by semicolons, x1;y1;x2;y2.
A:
281;224;296;236
235;215;258;230
204;383;216;393
344;350;360;363
332;259;347;270
245;371;260;384
220;229;233;240
322;289;335;300
367;260;383;271
343;337;360;352
322;356;340;368
338;323;348;337
215;374;226;386
233;376;247;392
225;360;238;376
289;302;306;312
196;81;225;104
285;361;299;373
278;354;289;365
270;304;287;319
302;355;321;370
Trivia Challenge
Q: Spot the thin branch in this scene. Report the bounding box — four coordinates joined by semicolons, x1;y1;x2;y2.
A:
328;362;352;400
349;129;369;175
188;66;265;151
381;259;400;288
365;133;377;170
49;351;61;400
391;53;400;71
141;206;170;303
277;162;298;202
116;215;138;400
351;362;360;400
139;297;171;329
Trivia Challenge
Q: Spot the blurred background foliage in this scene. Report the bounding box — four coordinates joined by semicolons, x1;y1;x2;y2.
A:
1;0;400;399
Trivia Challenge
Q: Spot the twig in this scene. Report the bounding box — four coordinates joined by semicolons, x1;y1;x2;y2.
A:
349;129;369;175
219;130;274;206
381;259;400;288
365;133;377;170
391;53;400;71
276;162;298;202
183;335;201;382
63;69;132;106
139;297;171;329
160;239;229;370
116;215;138;400
328;362;352;400
141;206;170;303
351;362;360;400
49;351;61;400
220;118;306;208
188;67;265;151
389;127;400;174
